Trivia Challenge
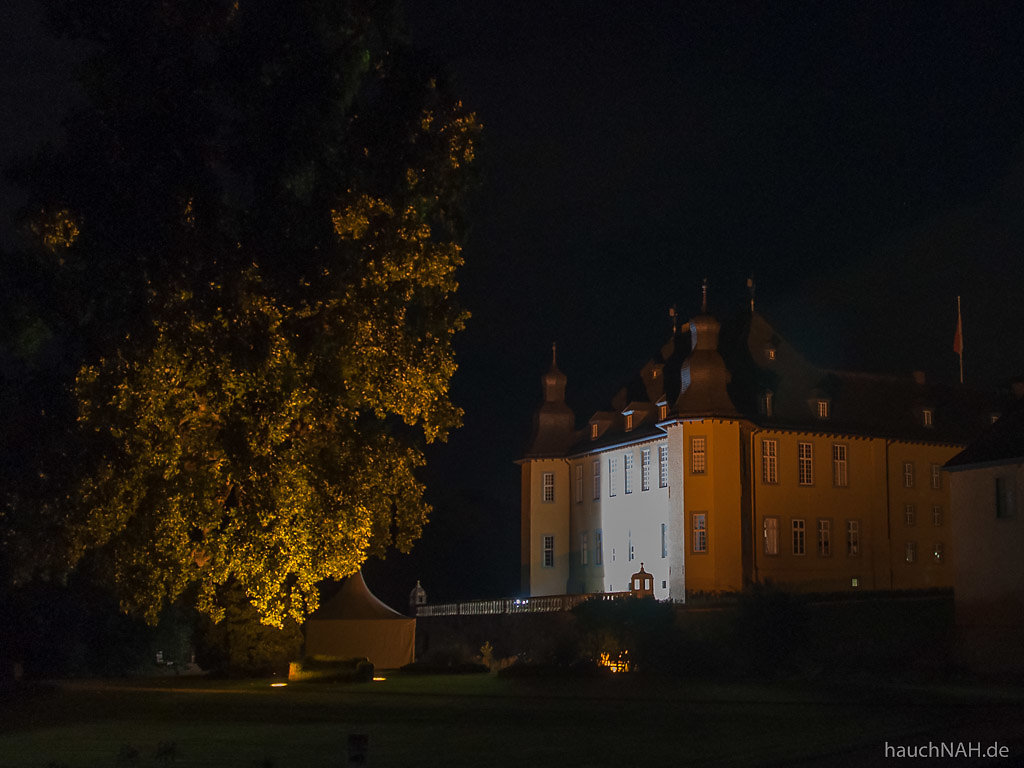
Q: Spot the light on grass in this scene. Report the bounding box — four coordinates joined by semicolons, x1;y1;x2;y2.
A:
372;676;387;682
270;682;287;688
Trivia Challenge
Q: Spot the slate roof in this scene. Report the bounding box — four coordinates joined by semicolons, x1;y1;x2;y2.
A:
945;404;1024;470
527;306;1008;460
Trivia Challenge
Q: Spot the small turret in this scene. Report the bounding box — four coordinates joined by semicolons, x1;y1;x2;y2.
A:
674;281;738;416
524;343;576;457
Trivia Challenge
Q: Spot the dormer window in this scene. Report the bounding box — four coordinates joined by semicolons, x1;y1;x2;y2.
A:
816;399;830;419
658;403;668;420
922;408;934;427
991;412;1001;424
590;423;599;440
624;413;634;431
766;345;777;361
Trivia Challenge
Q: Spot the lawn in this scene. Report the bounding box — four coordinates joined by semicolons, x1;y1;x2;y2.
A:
1;674;1023;767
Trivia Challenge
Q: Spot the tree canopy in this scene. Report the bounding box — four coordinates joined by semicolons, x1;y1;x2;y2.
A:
3;0;479;626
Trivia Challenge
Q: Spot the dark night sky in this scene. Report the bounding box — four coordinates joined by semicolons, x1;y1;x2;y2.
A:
4;1;1024;610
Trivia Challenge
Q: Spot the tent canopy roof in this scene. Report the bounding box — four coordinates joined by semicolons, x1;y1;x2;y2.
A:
312;570;410;621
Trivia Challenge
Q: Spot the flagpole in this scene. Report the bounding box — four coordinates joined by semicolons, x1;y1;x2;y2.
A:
955;295;964;384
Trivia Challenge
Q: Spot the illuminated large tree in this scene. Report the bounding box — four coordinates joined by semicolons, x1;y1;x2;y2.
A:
9;0;478;626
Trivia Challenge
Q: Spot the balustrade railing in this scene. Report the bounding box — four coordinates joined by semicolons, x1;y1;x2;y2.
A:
415;591;630;617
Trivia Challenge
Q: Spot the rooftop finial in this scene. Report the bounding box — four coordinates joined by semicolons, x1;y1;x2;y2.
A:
701;277;708;314
747;275;755;313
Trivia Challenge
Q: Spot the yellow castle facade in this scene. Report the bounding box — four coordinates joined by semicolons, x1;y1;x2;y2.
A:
520;301;1003;601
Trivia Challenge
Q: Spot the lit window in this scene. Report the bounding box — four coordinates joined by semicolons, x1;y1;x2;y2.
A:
764;516;779;556
624;412;633;431
691;437;706;474
930;464;941;490
661;523;667;558
816;400;830;419
692;513;708;553
798;442;814;486
658;444;669;488
832;444;848;487
995;476;1016;519
659;403;668;420
851;577;859;588
542;535;554;568
922;409;933;427
932;505;942;527
792;519;806;555
904;504;916;526
592;460;601;500
817;519;831;557
542;472;554;502
846;519;860;557
590;423;599;440
641;449;651;491
766;345;776;361
933;542;944;563
905;541;917;564
596;530;603;565
762;439;778;484
903;462;915;488
580;532;588;565
574;465;583;504
624;453;633;494
608;457;617;497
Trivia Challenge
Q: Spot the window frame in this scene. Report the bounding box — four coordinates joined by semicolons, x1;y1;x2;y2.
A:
542;472;555;503
641;448;651;492
608;457;617;497
692;512;708;554
817;518;832;557
903;461;915;488
624;452;634;494
762;439;778;484
832;443;848;487
792;518;806;556
846;519;860;557
658;444;669;488
592;459;601;501
691;436;707;474
798;442;814;486
905;540;917;564
763;516;780;556
542;535;555;568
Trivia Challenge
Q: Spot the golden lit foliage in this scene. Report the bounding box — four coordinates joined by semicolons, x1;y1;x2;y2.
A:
29;208;81;255
76;275;435;626
19;0;480;629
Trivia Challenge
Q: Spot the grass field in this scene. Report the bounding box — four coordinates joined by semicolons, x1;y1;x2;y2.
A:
2;674;1023;767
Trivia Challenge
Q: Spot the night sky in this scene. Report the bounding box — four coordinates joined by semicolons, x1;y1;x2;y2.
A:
4;1;1024;609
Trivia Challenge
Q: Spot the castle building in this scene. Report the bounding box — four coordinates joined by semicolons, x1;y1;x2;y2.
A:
520;299;1003;601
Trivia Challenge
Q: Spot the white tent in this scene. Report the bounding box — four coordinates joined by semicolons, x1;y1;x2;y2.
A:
304;571;415;669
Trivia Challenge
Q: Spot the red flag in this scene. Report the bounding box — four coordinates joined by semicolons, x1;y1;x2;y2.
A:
953;300;963;356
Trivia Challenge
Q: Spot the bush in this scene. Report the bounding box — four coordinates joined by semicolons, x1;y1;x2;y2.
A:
288;656;373;683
